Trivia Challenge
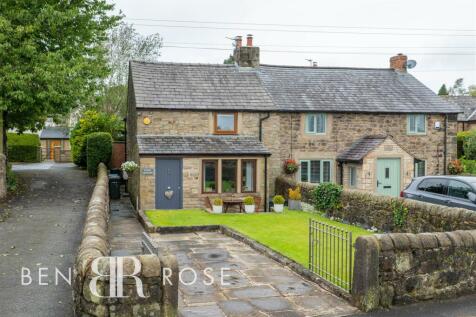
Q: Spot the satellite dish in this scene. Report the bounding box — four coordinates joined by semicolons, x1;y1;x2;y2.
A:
407;60;417;69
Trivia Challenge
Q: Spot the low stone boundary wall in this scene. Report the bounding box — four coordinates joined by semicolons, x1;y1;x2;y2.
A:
276;176;476;311
353;231;476;311
73;163;178;317
276;176;476;233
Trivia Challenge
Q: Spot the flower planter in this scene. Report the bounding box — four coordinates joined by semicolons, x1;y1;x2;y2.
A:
212;205;223;214
274;204;284;213
244;204;255;213
288;199;302;210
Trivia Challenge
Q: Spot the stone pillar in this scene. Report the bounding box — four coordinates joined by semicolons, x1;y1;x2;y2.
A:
352;235;380;312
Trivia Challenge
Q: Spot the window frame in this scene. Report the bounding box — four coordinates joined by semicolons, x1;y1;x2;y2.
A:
407;114;427;135
241;159;257;193
414;159;426;178
304;113;327;135
214;112;238;135
349;166;357;187
221;159;238;193
299;159;333;184
201;160;218;194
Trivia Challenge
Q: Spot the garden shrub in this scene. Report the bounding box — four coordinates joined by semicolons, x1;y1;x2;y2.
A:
272;195;285;204
461;158;476;175
448;159;463;175
392;200;408;229
288;186;302;200
6;163;17;192
457;130;471;158
462;130;476;160
243;196;255;205
86;132;112;177
7;133;41;162
71;110;124;168
312;183;343;213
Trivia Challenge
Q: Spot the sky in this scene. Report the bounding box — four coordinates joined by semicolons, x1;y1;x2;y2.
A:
109;0;476;92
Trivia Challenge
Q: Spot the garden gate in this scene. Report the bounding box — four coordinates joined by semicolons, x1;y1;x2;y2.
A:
309;219;353;292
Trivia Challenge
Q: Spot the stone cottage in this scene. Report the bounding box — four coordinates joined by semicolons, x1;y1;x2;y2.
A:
444;96;476;131
127;35;460;211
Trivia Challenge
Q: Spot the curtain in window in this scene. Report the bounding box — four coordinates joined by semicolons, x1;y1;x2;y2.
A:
242;161;254;192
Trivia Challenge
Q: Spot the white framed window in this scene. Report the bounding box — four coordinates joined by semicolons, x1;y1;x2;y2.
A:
407;114;426;135
300;160;332;183
414;159;426;177
349;166;357;187
305;113;327;134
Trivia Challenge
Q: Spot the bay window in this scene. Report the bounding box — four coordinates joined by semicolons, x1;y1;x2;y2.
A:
202;160;218;193
221;160;237;193
241;160;256;192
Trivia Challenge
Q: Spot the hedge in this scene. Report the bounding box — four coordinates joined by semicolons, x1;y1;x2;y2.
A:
86;132;112;177
275;176;476;233
7;133;41;162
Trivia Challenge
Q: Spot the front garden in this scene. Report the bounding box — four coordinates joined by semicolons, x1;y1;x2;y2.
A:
145;208;371;267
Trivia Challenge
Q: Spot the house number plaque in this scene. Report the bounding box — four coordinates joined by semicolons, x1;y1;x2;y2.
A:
142;168;154;175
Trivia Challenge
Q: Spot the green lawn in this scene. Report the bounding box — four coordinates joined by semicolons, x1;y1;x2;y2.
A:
145;209;371;288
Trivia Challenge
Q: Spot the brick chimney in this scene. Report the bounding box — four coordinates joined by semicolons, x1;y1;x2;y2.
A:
234;34;260;67
390;53;408;72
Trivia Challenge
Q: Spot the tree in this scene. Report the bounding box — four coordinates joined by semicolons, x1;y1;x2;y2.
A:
70;110;124;167
438;84;449;96
469;85;476;97
0;1;121;132
91;23;162;117
224;54;235;64
449;78;468;96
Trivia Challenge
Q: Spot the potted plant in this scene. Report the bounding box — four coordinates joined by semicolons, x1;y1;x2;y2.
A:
121;161;139;180
212;198;223;214
243;196;255;213
283;159;299;175
272;195;285;212
288;186;302;210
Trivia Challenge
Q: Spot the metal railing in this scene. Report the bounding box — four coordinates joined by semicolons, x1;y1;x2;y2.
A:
142;232;159;255
309;219;353;293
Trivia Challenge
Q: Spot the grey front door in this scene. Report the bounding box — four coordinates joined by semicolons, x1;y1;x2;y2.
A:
155;158;182;209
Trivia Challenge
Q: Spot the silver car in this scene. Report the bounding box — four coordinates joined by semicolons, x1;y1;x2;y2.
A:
402;176;476;211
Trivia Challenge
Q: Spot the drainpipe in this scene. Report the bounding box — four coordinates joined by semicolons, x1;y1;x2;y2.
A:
444;114;448;174
123;117;127;162
259;113;271;212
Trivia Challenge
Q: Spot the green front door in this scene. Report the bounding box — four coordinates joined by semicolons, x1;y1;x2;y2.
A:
376;158;401;197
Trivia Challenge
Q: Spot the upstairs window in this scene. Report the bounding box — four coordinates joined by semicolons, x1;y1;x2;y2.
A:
214;113;237;134
305;113;327;134
407;114;426;135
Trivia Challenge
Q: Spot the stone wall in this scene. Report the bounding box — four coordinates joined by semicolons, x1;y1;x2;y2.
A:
73;163;179;317
353;232;476;311
275;176;476;233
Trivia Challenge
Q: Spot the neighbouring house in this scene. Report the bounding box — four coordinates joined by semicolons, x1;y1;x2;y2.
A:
127;35;460;211
39;126;71;162
444;96;476;131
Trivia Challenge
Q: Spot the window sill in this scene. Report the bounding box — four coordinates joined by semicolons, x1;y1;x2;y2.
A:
213;131;238;135
407;132;427;136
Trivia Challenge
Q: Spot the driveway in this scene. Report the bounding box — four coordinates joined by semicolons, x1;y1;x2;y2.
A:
0;162;94;316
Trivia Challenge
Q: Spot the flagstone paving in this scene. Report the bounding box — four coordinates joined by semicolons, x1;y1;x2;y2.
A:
151;231;358;317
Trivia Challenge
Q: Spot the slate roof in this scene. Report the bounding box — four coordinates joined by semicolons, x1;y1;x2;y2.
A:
136;135;271;156
443;96;476;121
336;136;387;162
129;61;460;114
39;127;70;139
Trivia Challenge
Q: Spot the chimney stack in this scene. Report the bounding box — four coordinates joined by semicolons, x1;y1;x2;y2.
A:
235;36;242;49
233;34;260;68
390;53;408;72
246;34;253;47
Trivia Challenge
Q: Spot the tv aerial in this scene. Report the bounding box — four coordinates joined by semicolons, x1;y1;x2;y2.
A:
406;60;417;69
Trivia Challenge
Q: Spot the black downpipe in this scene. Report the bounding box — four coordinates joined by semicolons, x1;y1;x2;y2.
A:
123;117;127;162
444;114;448;174
259;113;271;212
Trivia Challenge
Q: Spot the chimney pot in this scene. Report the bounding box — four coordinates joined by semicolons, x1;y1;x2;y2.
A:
235;36;242;48
246;34;253;47
390;53;408;72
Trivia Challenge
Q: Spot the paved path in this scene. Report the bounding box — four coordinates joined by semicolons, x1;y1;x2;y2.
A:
152;231;358;317
0;162;94;317
109;194;143;256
